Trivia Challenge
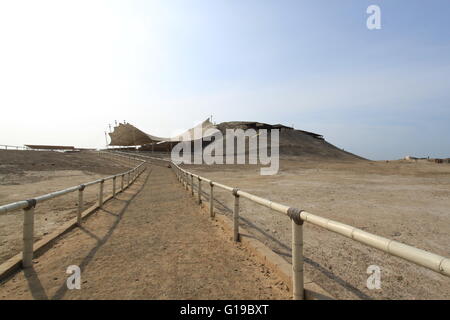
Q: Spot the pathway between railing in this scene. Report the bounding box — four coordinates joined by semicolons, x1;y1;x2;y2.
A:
113;151;450;300
0;152;146;269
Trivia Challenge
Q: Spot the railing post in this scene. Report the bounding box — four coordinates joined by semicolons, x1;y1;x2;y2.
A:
186;172;190;189
99;179;104;207
232;188;240;242
22;199;36;268
77;185;85;226
197;177;202;204
113;176;116;197
185;172;188;190
191;174;194;196
209;182;214;218
288;208;304;300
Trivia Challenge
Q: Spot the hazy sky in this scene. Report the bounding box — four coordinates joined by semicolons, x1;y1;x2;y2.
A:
0;0;449;160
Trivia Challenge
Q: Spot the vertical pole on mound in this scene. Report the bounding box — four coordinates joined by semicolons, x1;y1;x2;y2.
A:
191;174;194;196
197;177;202;204
77;185;85;226
209;182;214;218
22;199;36;268
99;179;104;207
113;176;116;197
121;174;124;191
288;208;304;300
232;188;240;242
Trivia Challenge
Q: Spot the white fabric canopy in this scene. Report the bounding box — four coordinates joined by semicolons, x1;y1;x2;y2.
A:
108;118;216;146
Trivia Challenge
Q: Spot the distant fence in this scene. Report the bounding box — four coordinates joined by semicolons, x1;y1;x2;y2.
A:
0;144;27;150
0;144;72;151
1;145;94;152
113;151;450;300
0;152;146;269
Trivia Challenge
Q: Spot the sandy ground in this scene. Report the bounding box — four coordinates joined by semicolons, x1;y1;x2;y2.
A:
1;149;449;299
0;150;133;263
0;165;290;300
183;158;450;300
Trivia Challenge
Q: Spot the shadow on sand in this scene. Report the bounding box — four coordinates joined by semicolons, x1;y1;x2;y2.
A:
21;170;151;300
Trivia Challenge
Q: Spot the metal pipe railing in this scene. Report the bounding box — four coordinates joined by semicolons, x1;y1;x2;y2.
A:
0;152;146;269
114;150;450;300
0;144;27;150
232;188;240;242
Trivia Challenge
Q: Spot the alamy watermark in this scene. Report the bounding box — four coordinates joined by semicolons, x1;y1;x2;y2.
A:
366;265;381;290
171;127;279;175
367;5;381;30
66;265;81;290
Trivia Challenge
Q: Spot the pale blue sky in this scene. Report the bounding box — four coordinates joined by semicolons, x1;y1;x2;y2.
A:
0;1;449;160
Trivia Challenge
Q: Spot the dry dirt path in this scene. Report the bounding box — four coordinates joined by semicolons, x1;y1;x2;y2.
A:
0;164;289;299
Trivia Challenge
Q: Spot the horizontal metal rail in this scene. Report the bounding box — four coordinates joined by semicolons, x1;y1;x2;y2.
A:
113;151;171;167
114;150;450;300
0;154;146;215
0;144;27;150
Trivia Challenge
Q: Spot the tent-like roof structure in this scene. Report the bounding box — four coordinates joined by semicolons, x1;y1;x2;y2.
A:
108;118;216;146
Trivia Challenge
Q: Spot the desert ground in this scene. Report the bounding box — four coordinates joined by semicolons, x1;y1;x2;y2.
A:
183;158;450;300
1;149;449;299
0;165;290;300
0;150;132;263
